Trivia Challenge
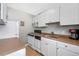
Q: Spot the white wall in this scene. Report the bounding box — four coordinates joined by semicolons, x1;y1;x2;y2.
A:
0;6;33;43
35;23;79;35
7;7;33;43
0;21;19;39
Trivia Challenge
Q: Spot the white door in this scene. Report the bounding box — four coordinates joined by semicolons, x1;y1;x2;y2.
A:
48;42;56;56
60;3;79;25
57;47;78;56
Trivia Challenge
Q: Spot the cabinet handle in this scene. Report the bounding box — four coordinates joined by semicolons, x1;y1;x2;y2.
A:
36;22;38;25
65;45;68;47
57;48;59;50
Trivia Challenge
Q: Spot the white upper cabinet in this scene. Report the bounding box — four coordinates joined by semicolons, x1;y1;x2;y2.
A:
33;13;48;27
32;16;38;27
3;3;7;23
33;3;79;26
60;3;79;25
0;3;7;25
37;14;48;27
32;4;60;27
44;4;60;23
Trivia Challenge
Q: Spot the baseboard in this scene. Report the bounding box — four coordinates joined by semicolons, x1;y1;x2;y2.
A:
0;35;18;39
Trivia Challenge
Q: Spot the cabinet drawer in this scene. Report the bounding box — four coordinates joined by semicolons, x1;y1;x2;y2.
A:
57;41;69;48
67;44;79;54
41;37;57;46
57;41;79;54
47;39;57;46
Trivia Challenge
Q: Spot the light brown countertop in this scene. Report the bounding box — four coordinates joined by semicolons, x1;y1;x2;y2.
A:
33;33;79;46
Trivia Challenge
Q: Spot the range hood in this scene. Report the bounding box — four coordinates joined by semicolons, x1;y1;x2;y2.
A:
0;19;5;25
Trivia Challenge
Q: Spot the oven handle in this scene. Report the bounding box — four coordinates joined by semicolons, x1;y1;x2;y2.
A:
35;36;41;40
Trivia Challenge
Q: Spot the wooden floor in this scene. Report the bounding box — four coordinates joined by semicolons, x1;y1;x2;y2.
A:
26;46;42;56
0;37;25;55
0;37;42;56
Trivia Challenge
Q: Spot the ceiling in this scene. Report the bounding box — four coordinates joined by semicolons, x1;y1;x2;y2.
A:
7;3;58;16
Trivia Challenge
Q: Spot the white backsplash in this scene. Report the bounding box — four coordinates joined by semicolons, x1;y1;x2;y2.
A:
34;23;79;35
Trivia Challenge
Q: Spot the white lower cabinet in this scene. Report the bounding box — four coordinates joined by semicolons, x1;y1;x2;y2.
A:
41;38;48;56
34;39;41;52
27;35;35;48
27;35;41;52
41;37;79;56
57;47;78;56
41;37;56;56
48;42;56;56
57;41;79;56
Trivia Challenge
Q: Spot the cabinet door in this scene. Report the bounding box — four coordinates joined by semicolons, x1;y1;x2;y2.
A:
60;3;79;25
28;36;32;44
48;42;56;56
3;3;7;23
37;14;47;27
33;17;38;27
57;47;78;56
38;19;47;27
45;4;59;23
34;39;41;52
41;37;57;56
31;37;34;47
27;36;34;46
1;3;3;19
41;39;48;56
27;36;31;44
0;3;7;23
33;11;47;27
57;41;79;55
0;3;1;19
